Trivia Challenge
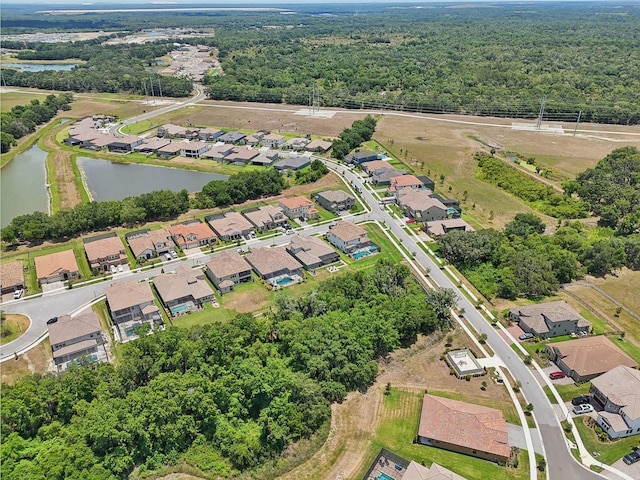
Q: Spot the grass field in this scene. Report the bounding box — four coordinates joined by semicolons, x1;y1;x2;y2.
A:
0;314;30;345
574;417;639;465
0;339;52;385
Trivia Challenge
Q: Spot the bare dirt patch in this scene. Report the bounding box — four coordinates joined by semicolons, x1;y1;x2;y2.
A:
1;339;52;385
43;127;83;209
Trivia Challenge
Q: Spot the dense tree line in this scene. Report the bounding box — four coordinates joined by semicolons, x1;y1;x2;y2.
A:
475;154;590;219
1;260;442;478
1;41;192;97
193;168;285;209
1;94;73;153
438;213;640;299
564;147;640;235
331;115;377;160
295;159;329;184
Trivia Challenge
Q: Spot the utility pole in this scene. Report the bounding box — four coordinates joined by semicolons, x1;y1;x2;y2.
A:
142;80;148;102
149;74;155;104
157;75;163;102
536;95;546;130
573;110;582;137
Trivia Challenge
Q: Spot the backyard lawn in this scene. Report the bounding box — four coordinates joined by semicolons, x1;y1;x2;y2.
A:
574;418;640;465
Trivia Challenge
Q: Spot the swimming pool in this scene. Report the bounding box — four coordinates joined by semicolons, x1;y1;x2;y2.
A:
171;304;192;315
276;276;294;286
377;473;395;480
352;245;379;260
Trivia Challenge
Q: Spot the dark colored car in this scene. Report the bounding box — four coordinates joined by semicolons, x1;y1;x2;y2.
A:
46;317;58;325
623;451;640;465
519;332;534;340
549;371;566;380
571;395;591;406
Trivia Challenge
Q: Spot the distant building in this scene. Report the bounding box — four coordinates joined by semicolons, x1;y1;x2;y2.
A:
34;250;80;285
180;141;210;158
48;312;107;372
279;196;318;220
362;160;394;174
262;133;286;148
83;233;127;272
125;228;172;261
423;218;475;237
274;155;312;172
105;280;161;341
224;147;259;165
218;132;246;144
345;150;377;165
305;139;333;153
107;136;144;153
198;128;223;142
207;212;254;241
286;235;339;271
205;251;253;294
153;265;215;316
169;221;217;249
244;246;304;283
242;205;288;232
388;174;424;193
313;190;355;213
396;189;447;222
417;175;436;192
371;167;408;186
156;141;186;159
157;124;189;138
510;301;591;339
284;137;310;151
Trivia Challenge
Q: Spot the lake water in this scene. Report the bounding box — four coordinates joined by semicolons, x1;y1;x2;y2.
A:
1;145;49;227
76;157;228;201
1;63;79;72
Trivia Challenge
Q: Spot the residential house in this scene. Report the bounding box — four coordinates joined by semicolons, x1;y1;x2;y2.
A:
418;175;437;192
133;137;170;154
198;128;223;142
153;265;215;316
510;301;591;339
201;143;235;162
83;234;127;272
205;251;253;293
371;167;408;186
364;449;467;480
591;365;640;439
207;212;254;241
48;312;107;371
169;221;217;249
545;336;636;382
262;133;286;148
313;190;355;213
156;141;186;159
388;174;424;193
362;160;394;175
244;246;304;282
251;149;281;166
35;250;80;285
432;193;462;215
305;139;333;153
91;134;121;151
105;280;161;341
125;228;172;261
344;150;378;165
396;189;447;222
245;131;267;146
242;205;288;232
157;124;189;138
107;136;144;153
1;261;25;295
279;196;318;221
180;141;210;158
67;130;104;148
326;221;373;255
417;394;511;464
424;218;475;237
218;132;246;144
274;156;312;172
284;137;310;151
225;147;259;164
286;235;339;271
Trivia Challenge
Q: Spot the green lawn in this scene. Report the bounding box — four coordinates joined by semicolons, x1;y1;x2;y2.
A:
171;301;238;329
542;386;558;404
580;309;609;335
346;222;406;271
355;389;529;480
553;382;591;402
574;418;640;465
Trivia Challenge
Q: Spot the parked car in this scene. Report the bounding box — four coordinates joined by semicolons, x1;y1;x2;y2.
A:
170;250;178;258
286;229;295;235
110;265;118;274
623;451;640;465
13;289;24;299
165;253;173;261
572;404;593;415
519;332;534;340
549;371;566;380
118;264;123;272
47;317;58;325
571;395;591;406
405;218;416;224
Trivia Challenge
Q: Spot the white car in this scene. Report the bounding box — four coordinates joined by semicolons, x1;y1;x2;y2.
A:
110;265;118;274
13;289;24;299
117;264;123;273
572;404;594;415
170;250;178;258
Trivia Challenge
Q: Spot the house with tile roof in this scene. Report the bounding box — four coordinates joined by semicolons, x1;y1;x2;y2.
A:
133;137;171;153
510;301;591;339
83;233;127;272
261;133;286;148
363;448;467;480
326;221;374;255
107;135;144;153
591;365;640;439
35;250;80;285
105;279;161;341
423;219;475;237
417;394;511;463
169;221;217;249
388;174;424;193
396;189;447;222
156;141;186;159
205;251;253;294
157;123;189;138
198;128;223;142
48;312;107;371
286;235;339;271
180;141;210;158
201;143;235;161
242;205;288;232
362;160;394;174
345;150;377;165
313;190;355;213
207;212;254;241
125;228;172;261
218;131;246;144
225;146;260;164
372;167;408;186
1;261;25;295
153;265;215;316
244;247;304;283
279;196;318;221
545;336;636;382
305;139;333;153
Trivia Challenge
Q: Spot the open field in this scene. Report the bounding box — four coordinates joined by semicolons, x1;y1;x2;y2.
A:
574;417;640;466
0;338;52;385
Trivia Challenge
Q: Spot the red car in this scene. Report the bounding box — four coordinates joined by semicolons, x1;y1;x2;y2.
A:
549;371;566;380
406;218;416;224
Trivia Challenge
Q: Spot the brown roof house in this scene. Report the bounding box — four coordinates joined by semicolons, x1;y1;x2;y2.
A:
153;265;215;316
125;228;172;261
262;133;286;148
35;250;80;285
388;174;424;193
169;221;216;249
1;261;25;295
417;394;511;464
105;279;161;341
546;335;636;382
326;221;376;257
591;365;640;439
286;235;339;271
244;246;304;287
510;301;591;339
279;196;318;221
48;312;107;372
396;189;447;222
205;251;253;294
364;449;467;480
83;233;128;272
242;205;288;232
305;139;333;153
424;219;475;237
207;212;254;241
313;190;355;213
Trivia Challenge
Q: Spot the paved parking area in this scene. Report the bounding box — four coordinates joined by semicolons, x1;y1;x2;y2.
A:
607;456;640;479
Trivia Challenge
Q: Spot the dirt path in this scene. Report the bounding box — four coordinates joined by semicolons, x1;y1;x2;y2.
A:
42;128;83;210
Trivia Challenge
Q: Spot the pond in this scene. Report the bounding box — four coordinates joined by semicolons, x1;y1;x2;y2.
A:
1;63;80;72
76;157;229;201
1;145;49;227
